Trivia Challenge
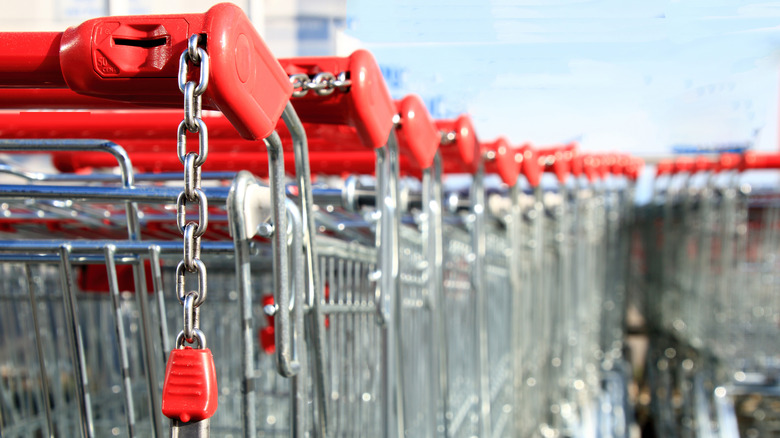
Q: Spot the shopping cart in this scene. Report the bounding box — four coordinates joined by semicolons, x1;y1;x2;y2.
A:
636;151;780;437
0;4;660;438
0;4;327;437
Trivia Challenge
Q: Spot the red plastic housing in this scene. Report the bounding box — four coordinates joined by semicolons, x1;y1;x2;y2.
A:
435;115;479;174
582;155;600;182
395;95;440;171
279;50;395;149
742;151;780;170
518;143;541;188
161;347;218;423
537;143;575;184
626;157;644;181
0;3;292;140
0;110;392;175
483;137;519;186
673;156;695;174
656;159;673;176
570;155;583;178
718;153;741;171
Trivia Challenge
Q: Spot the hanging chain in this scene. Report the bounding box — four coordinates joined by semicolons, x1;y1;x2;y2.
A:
289;71;351;98
175;34;210;349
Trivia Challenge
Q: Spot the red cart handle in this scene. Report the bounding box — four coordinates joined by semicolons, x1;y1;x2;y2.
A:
626;157;644;181
718;153;741;171
613;154;630;176
656;159;673;176
742;151;780;170
436;115;479;174
693;156;713;173
537;143;575;184
395;95;440;171
0;3;291;140
516;143;541;188
582;155;600;182
673;156;695;174
483;137;519;186
278;50;395;149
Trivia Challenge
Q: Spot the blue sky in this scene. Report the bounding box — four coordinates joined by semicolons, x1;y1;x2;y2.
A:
345;0;780;155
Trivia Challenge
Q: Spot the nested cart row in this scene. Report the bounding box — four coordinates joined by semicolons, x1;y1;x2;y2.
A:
632;153;780;438
0;3;643;437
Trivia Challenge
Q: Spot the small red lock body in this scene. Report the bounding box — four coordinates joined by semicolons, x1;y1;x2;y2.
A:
161;347;218;423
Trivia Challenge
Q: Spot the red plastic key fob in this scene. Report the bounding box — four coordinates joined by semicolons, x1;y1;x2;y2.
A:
161;347;218;423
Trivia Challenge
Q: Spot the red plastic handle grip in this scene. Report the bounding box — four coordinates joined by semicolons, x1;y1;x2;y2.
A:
742;151;780;170
483;137;519;186
537;143;575;183
0;110;244;140
613;155;631;176
395;95;439;170
518;143;541;188
656;159;673;176
570;155;583;178
278;50;395;149
718;153;741;171
692;156;714;173
0;32;66;87
582;155;600;182
626;157;644;181
673;156;695;174
435;115;479;174
51;146;383;176
599;154;615;179
0;4;291;141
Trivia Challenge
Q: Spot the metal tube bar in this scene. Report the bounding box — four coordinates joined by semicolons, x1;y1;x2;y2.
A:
23;265;55;438
281;104;330;436
471;158;491;438
104;245;138;438
58;244;95;438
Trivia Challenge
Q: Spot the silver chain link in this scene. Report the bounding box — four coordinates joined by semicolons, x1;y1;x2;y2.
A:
289;71;352;98
175;34;210;348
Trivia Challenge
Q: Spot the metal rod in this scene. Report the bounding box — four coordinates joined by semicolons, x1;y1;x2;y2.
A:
104;244;137;438
0;183;230;203
58;244;95;438
282;103;330;437
149;245;171;361
23;264;55;438
0;240;236;254
227;171;257;437
472;157;491;438
264;132;291;377
286;199;306;437
424;154;449;437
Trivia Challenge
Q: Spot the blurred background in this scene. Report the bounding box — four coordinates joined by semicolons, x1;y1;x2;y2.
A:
3;0;779;158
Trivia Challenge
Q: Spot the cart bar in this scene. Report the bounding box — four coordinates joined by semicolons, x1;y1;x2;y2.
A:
279;50;395;149
537;143;576;184
483;137;519;186
0;32;66;87
0;3;292;140
436;114;479;174
518;143;542;187
0;183;230;202
394;94;440;171
0;240;237;254
742;151;780;170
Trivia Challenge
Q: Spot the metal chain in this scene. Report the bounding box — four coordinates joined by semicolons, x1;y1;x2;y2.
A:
289;71;352;98
175;34;210;348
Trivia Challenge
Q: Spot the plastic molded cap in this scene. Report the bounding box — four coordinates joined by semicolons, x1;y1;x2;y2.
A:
519;143;541;187
487;137;519;186
656;159;673;176
395;95;439;170
435;114;479;174
58;3;292;140
279;50;395;149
